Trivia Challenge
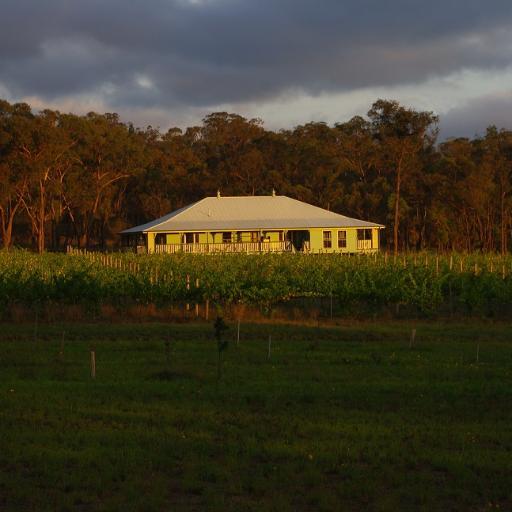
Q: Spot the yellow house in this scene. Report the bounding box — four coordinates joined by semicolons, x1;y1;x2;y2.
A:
121;193;384;254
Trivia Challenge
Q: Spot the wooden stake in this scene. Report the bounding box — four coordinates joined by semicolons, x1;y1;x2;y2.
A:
409;328;416;348
237;318;240;346
90;350;96;379
165;335;171;367
33;307;39;343
59;331;65;361
205;299;209;320
267;335;272;360
186;274;190;311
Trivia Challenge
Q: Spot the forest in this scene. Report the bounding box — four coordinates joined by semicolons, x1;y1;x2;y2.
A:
0;98;511;254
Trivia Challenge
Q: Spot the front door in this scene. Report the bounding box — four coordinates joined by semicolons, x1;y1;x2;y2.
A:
288;230;310;251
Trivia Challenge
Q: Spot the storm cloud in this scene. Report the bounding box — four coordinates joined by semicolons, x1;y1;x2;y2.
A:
1;0;512;132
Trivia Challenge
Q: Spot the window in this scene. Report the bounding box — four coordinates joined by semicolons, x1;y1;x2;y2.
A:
323;231;332;249
222;232;232;244
357;228;373;249
250;231;259;243
184;233;202;244
338;230;347;249
357;229;372;241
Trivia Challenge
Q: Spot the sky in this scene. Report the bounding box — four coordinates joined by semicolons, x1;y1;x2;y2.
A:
1;0;512;138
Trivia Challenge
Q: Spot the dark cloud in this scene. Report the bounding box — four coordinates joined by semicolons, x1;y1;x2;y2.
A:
0;0;512;110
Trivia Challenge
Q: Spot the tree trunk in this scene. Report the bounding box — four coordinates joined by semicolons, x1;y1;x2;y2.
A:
393;165;402;256
0;216;12;249
38;182;46;253
0;210;12;249
501;190;506;255
0;198;23;250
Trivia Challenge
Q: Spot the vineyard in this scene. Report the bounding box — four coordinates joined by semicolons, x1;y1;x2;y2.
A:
1;250;512;317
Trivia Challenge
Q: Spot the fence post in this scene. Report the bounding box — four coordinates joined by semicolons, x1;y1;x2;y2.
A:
90;350;96;379
59;331;65;362
195;278;200;317
186;274;190;311
409;328;416;348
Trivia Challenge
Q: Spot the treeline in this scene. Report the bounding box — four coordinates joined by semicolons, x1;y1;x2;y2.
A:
0;98;511;253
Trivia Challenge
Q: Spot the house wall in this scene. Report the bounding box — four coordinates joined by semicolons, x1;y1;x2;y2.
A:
263;231;280;242
166;233;181;244
147;232;156;253
309;227;380;253
147;227;380;253
372;229;380;250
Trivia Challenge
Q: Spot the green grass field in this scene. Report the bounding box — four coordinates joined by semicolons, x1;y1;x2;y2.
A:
1;321;511;511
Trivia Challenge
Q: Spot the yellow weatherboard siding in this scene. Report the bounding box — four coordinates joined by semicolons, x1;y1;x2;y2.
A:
147;232;155;253
144;227;380;253
309;227;379;253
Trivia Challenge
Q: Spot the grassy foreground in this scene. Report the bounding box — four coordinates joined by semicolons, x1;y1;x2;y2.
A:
1;321;511;511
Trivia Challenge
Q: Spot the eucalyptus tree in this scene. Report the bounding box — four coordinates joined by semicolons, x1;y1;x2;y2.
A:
0;101;30;249
198;112;266;195
368;100;438;255
65;112;147;248
9;108;76;252
335;116;386;223
481;127;512;254
286;122;345;210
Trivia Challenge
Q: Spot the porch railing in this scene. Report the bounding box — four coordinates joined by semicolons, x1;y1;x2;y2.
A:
356;240;373;250
154;240;293;254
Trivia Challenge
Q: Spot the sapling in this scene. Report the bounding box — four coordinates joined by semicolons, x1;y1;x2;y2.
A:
33;306;39;343
214;316;229;383
59;331;65;362
165;333;171;368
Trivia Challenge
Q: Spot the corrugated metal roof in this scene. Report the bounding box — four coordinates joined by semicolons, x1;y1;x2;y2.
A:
121;195;385;233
